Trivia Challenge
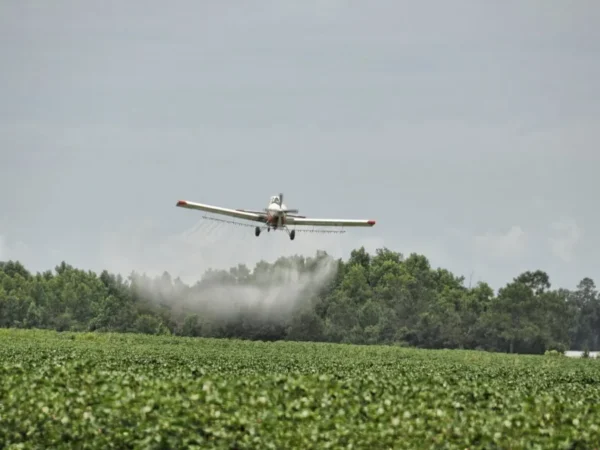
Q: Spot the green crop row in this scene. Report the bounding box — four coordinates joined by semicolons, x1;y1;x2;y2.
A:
1;328;599;449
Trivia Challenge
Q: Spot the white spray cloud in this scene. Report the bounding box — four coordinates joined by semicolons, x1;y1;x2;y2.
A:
131;253;338;326
96;216;364;326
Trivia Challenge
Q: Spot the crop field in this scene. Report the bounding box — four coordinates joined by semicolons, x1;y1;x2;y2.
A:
1;329;599;449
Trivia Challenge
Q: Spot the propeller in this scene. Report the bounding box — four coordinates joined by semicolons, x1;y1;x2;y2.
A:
279;192;299;214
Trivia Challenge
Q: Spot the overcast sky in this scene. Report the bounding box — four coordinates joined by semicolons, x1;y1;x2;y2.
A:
1;0;598;291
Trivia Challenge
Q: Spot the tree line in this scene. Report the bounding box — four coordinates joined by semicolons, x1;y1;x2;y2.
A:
1;247;598;354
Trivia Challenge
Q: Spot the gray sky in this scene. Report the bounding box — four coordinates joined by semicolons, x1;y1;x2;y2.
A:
1;0;598;291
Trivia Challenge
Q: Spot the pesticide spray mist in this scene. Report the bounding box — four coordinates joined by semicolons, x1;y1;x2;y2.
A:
101;217;347;336
130;252;339;334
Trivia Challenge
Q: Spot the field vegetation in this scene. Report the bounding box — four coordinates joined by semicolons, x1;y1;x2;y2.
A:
2;328;600;448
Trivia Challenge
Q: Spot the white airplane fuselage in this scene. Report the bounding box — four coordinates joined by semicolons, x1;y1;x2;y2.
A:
265;196;287;227
267;203;284;214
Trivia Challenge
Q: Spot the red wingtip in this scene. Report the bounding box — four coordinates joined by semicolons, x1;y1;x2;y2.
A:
368;220;376;225
176;200;187;207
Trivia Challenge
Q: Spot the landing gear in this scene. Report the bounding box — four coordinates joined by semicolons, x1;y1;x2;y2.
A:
254;225;295;240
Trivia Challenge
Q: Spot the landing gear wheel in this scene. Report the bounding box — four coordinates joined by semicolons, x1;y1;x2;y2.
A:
289;229;295;240
255;226;261;237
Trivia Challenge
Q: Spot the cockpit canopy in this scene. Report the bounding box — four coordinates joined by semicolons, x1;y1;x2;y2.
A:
270;195;281;205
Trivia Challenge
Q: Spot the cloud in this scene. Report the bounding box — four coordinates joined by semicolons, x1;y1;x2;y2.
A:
548;218;582;263
473;225;527;259
0;234;24;264
0;236;32;265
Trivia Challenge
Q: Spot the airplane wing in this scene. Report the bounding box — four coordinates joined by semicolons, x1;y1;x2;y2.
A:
176;200;265;223
287;217;375;227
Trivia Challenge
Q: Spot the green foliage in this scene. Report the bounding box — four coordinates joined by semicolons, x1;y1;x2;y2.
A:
1;328;600;448
1;247;599;354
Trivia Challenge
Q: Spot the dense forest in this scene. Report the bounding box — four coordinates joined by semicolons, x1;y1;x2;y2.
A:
1;247;598;354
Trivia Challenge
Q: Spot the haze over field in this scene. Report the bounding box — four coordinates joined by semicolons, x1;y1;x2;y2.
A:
135;252;339;324
1;1;599;290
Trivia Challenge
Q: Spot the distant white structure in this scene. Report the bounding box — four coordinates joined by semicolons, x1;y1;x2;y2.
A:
564;350;599;358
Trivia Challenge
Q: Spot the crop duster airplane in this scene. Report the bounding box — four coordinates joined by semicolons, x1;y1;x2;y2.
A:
176;193;376;240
